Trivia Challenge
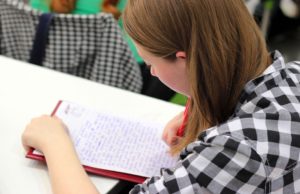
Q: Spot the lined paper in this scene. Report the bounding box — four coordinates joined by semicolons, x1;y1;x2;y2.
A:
54;101;178;177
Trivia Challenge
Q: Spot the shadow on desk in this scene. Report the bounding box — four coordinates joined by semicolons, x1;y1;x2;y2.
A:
107;180;136;194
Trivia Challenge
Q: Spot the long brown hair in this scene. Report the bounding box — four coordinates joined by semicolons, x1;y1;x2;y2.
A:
50;0;121;19
123;0;271;154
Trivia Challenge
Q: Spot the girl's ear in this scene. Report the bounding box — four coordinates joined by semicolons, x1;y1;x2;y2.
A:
175;51;187;69
176;51;186;59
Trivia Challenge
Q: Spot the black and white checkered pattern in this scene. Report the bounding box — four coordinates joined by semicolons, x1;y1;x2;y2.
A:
130;51;300;194
0;0;142;93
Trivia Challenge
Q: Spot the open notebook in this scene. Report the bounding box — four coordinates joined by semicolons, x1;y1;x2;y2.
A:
26;100;178;183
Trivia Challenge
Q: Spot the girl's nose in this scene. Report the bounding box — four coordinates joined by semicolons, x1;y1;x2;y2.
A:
150;67;156;77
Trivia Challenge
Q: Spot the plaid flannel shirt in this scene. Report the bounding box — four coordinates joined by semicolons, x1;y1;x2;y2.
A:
0;0;142;93
131;51;300;194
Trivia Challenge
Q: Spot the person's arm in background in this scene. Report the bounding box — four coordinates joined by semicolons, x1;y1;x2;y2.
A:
102;0;121;19
22;115;100;194
50;0;76;13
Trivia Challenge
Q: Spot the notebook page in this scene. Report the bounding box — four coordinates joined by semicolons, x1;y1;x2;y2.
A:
54;101;178;177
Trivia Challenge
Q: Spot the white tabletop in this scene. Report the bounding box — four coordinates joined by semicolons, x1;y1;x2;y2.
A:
0;56;183;194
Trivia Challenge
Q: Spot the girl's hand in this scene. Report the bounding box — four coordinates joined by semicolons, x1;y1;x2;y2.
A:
22;116;100;194
22;115;71;154
162;111;184;146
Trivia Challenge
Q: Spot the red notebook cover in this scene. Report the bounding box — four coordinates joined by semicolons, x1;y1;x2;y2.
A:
26;100;146;184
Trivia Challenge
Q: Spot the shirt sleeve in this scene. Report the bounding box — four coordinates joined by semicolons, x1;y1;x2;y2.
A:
130;135;267;194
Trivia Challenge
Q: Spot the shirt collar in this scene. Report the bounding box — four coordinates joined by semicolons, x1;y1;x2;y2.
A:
262;50;286;75
240;51;286;99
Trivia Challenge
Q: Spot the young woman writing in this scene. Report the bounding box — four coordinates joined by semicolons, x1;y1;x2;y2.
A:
22;0;300;193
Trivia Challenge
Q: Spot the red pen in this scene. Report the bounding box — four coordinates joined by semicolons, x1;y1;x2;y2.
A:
176;98;190;137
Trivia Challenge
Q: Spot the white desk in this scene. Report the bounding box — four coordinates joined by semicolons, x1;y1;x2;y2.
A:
0;56;183;194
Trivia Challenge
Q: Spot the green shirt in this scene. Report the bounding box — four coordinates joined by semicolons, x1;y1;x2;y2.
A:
29;0;143;64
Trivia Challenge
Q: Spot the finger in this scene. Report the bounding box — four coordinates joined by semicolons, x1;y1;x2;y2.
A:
162;127;175;145
62;122;70;136
31;115;48;124
52;115;64;123
22;143;31;153
52;116;69;134
162;128;168;142
21;131;31;153
170;137;179;146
